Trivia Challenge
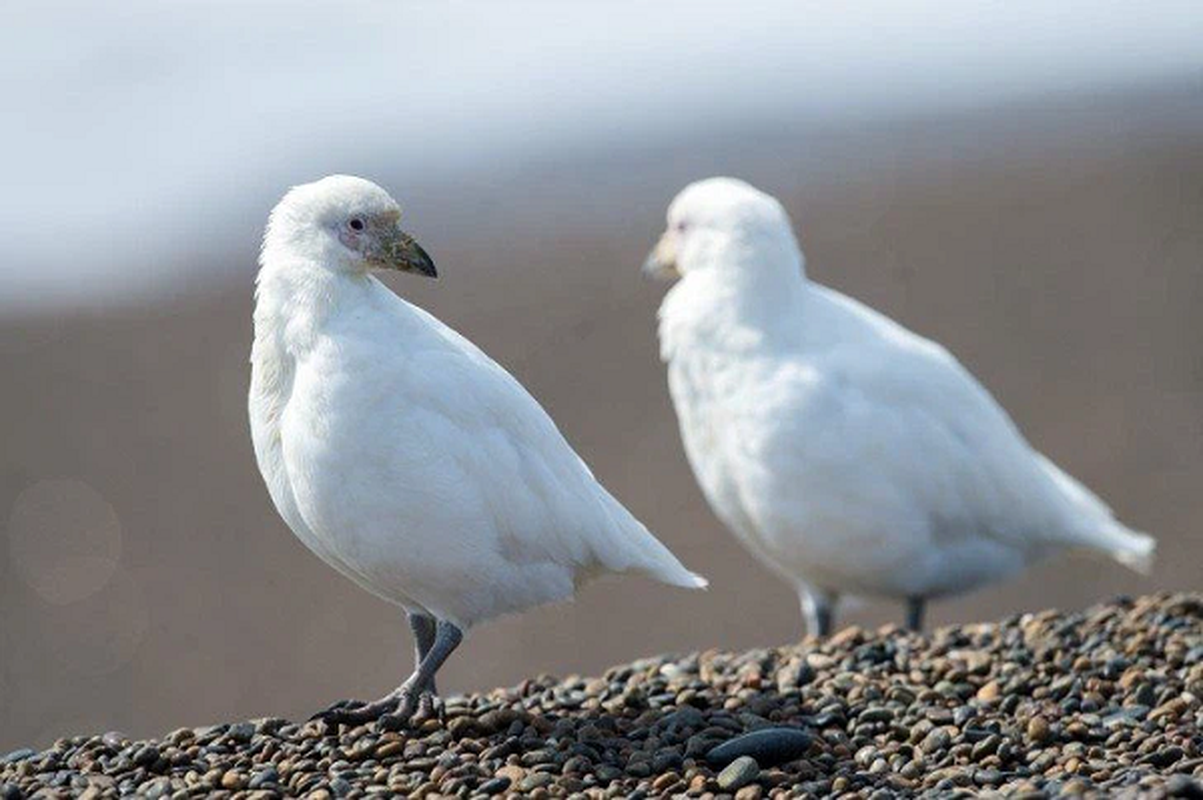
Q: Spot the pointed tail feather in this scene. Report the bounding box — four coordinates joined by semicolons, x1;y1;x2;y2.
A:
1107;526;1156;575
1036;454;1156;574
623;525;709;589
653;564;710;589
592;488;708;590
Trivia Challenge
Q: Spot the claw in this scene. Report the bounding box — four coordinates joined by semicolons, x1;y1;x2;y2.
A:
373;688;444;730
311;676;444;730
393;688;419;722
309;698;360;722
310;694;400;727
413;691;444;724
378;712;408;732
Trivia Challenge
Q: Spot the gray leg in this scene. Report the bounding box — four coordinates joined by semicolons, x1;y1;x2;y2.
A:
905;596;925;632
799;587;837;637
409;613;437;694
385;620;463;725
314;618;464;728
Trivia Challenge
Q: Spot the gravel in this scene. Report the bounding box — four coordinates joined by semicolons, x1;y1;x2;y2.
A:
2;593;1199;798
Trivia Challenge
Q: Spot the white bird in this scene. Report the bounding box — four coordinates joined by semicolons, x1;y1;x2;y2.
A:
250;175;705;726
644;177;1155;636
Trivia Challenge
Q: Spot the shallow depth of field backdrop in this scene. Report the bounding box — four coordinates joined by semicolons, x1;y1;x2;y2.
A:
1;2;1201;750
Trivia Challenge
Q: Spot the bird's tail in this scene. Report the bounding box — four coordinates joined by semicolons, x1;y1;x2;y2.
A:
1100;524;1156;575
591;488;708;590
618;515;709;590
646;558;711;590
1037;453;1157;574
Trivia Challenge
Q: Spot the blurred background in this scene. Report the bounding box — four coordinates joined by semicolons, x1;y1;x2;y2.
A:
2;1;1201;751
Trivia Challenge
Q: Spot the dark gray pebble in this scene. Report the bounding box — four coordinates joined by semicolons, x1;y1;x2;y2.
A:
706;727;811;768
684;736;719;759
1167;775;1203;799
131;745;159;768
227;722;256;744
249;766;280;789
0;752;34;767
652;749;682;773
477;776;510;795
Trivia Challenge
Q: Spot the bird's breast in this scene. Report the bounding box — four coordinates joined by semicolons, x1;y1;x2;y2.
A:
248;339;314;543
665;353;755;524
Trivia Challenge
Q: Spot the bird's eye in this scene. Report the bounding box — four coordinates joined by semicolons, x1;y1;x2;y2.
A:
674;220;690;233
349;218;365;231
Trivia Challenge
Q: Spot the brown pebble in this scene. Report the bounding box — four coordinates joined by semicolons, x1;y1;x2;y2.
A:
375;740;406;759
1149;697;1187;721
1027;716;1052;744
652;772;681;792
495;764;526;784
976;681;1001;702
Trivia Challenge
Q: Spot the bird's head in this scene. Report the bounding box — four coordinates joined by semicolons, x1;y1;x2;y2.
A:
643;177;800;282
263;175;436;278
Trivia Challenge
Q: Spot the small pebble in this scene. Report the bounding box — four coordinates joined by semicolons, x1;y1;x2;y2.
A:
716;755;760;791
478;776;510;795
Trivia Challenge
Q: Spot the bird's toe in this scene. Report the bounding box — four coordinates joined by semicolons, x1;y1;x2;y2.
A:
308;698;357;722
376;687;443;730
413;690;444;724
311;695;399;727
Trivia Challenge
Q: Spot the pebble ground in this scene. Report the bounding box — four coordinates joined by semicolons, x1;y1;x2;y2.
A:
2;593;1200;799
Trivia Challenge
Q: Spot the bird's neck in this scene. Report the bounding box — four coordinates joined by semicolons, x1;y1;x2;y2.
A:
657;259;808;363
253;258;372;358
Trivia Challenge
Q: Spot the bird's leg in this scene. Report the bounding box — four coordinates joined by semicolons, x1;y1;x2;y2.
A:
311;615;458;728
383;620;463;727
409;612;438;695
799;586;837;638
905;596;926;633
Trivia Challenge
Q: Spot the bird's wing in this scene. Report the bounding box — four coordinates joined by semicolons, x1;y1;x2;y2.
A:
391;299;702;588
736;286;1105;558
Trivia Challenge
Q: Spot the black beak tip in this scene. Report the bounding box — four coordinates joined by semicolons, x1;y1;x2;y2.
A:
416;243;437;279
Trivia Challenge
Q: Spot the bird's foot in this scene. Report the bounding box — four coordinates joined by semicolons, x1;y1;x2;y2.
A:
310;693;401;727
379;687;443;731
314;683;443;730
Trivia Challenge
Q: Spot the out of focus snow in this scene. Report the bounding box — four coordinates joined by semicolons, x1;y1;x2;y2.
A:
1;1;1200;310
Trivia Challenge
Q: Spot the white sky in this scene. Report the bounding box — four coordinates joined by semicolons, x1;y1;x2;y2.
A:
1;1;1201;310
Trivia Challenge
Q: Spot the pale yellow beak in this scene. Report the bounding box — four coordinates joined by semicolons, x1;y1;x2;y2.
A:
642;230;680;280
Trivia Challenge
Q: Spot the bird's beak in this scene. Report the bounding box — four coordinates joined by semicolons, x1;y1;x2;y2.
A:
371;226;437;278
642;230;680;280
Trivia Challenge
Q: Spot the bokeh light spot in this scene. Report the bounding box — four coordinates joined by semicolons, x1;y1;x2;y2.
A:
7;478;122;605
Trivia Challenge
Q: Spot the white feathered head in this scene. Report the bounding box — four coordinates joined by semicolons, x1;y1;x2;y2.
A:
261;175;436;278
644;177;803;281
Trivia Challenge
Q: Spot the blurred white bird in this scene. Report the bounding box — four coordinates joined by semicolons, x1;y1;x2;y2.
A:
644;177;1154;636
250;175;705;727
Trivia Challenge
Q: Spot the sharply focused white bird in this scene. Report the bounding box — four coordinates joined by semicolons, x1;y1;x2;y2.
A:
250;175;705;726
644;177;1155;636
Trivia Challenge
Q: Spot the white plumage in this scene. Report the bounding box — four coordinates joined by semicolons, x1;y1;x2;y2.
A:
645;177;1154;635
250;175;704;725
